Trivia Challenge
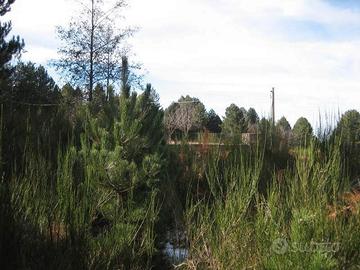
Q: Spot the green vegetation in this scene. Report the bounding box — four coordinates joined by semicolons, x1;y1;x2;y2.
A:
1;1;360;269
0;56;165;270
292;117;313;147
221;103;247;137
183;139;360;269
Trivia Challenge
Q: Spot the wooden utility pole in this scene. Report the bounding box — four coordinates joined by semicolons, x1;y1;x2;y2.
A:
271;88;275;125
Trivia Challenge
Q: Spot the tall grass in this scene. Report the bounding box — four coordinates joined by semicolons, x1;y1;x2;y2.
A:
0;121;160;269
184;138;360;269
2;103;360;269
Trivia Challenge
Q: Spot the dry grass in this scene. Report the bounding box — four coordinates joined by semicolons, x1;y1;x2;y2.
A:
329;187;360;220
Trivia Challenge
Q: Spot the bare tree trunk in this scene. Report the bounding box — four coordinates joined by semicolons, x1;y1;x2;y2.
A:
106;52;110;100
89;0;95;101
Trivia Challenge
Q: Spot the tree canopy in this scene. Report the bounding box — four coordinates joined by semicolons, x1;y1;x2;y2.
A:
337;110;360;144
222;103;246;136
246;107;259;126
276;116;291;132
292;117;313;146
53;0;133;101
205;109;222;133
0;0;24;82
164;95;206;138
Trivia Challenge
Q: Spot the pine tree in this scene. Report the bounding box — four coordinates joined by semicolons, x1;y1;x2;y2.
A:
71;57;164;267
276;116;291;132
246;107;259;126
292;117;313;147
222;103;246;136
0;0;24;83
205;109;222;133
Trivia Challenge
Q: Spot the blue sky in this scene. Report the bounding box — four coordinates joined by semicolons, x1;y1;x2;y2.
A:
5;0;360;127
327;0;360;10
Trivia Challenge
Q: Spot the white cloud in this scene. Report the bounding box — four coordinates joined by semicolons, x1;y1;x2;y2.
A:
124;0;360;125
6;0;360;126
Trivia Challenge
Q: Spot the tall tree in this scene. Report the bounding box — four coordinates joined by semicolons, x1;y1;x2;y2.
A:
336;110;360;144
258;117;272;148
177;95;206;135
292;117;313;146
60;83;84;128
0;0;18;251
239;107;247;117
0;0;24;82
0;0;24;179
276;116;291;132
222;103;246;136
275;116;292;150
205;109;222;133
164;101;179;140
164;95;206;138
90;83;107;115
2;62;63;175
54;0;133;101
335;110;360;181
98;26;140;95
116;56;164;159
246;107;259;126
